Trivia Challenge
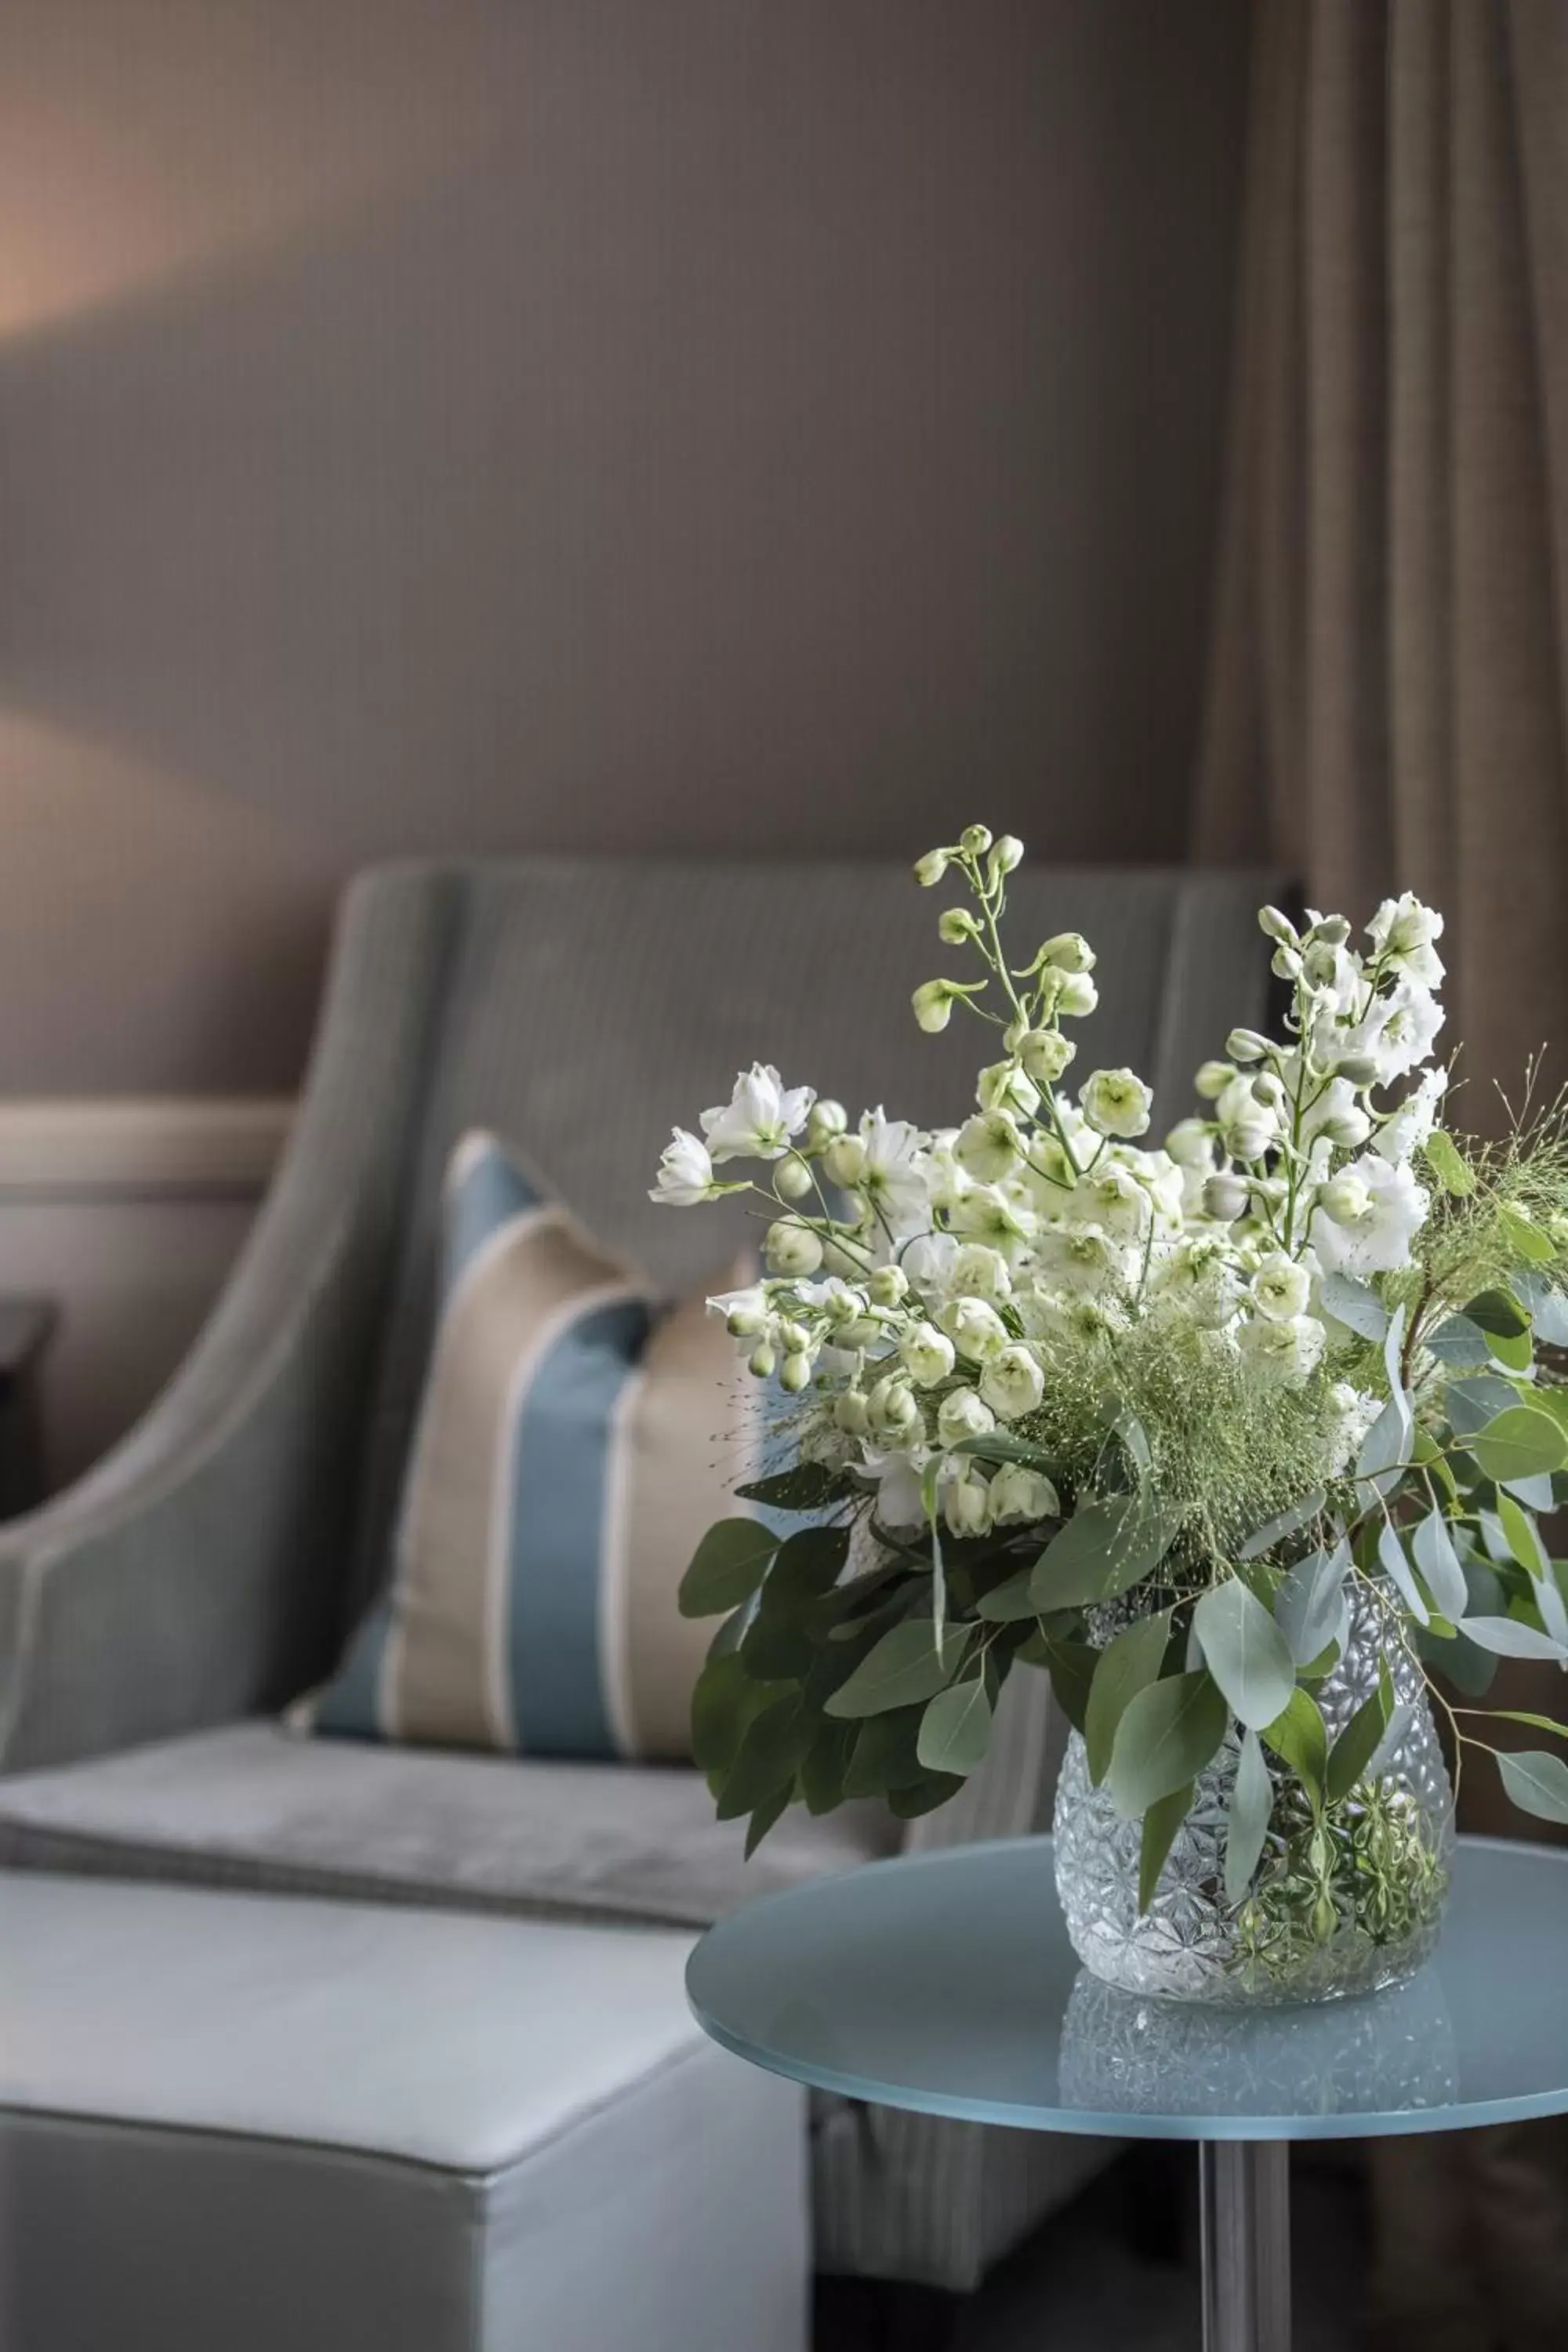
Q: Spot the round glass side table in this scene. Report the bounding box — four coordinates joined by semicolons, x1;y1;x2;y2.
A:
687;1833;1568;2352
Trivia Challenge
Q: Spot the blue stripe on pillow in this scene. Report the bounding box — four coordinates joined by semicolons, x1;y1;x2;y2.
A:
506;1292;653;1755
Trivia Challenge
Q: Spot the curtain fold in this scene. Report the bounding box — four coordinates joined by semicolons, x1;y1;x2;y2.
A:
1196;0;1568;1115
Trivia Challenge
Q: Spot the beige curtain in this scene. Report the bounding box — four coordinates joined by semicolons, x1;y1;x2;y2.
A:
1197;0;1568;1116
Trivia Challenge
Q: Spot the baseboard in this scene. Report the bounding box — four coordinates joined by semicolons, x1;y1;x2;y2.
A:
0;1098;293;1199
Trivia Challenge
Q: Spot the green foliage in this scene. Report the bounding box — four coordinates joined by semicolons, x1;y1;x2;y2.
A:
1109;1670;1228;1817
679;1520;779;1617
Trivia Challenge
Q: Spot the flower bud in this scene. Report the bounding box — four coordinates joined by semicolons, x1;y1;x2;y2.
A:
977;1062;1041;1119
774;1154;815;1202
1318;1172;1370;1226
989;1461;1060;1525
944;1472;992;1540
1019;1027;1075;1087
1333;1054;1381;1087
1194;1059;1235;1101
978;1344;1045;1421
1222;1116;1277;1164
868;1265;909;1308
779;1352;812;1393
1164;1117;1214;1170
1258;905;1300;947
938;906;982;946
822;1134;868;1188
806;1098;848;1144
764;1220;823;1277
833;1316;880;1348
913;848;951;887
748;1340;777;1378
901;1323;957;1387
833;1389;871;1436
869;1375;920;1439
937;1385;996;1446
725;1301;768;1337
1203;1171;1250;1222
960;823;993;857
955;1109;1024;1184
1250;1072;1287;1109
1056;971;1098;1018
1225;1028;1272;1064
986;834;1025;884
777;1319;810;1354
912;979;956;1033
1271;943;1303;982
1039;931;1096;975
1312;914;1352;946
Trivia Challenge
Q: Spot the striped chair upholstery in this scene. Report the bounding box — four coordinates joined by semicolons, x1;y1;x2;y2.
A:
0;857;1285;2295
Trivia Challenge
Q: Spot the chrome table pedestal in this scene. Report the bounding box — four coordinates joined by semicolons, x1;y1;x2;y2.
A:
687;1835;1568;2346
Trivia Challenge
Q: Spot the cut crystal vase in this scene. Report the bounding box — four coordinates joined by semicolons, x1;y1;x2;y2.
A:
1052;1584;1455;2005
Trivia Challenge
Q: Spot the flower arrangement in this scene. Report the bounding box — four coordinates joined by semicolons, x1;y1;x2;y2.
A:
652;826;1568;1994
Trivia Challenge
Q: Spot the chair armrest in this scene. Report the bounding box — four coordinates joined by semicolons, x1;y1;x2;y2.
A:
0;869;457;1773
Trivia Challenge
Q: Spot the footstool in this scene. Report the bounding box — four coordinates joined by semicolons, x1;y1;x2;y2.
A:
0;1873;807;2352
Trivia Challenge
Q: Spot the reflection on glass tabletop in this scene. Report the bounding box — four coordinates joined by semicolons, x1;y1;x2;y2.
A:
686;1834;1568;2143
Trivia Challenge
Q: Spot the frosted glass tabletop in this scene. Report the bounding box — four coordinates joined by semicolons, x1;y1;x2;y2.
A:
686;1833;1568;2143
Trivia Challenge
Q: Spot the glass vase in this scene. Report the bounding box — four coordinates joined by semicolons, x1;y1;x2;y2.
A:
1052;1582;1455;2005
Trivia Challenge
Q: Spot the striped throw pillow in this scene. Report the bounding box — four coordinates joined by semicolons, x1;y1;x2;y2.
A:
310;1130;753;1760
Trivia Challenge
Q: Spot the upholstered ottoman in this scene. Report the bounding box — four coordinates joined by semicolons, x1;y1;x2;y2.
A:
0;1874;807;2352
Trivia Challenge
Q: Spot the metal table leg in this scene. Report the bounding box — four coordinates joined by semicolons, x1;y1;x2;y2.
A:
1199;2142;1291;2352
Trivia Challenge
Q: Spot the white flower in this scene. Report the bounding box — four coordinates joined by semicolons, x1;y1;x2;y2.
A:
1237;1312;1327;1385
1056;971;1098;1018
1250;1253;1312;1323
940;1295;1011;1362
868;1375;922;1443
1024;1290;1126;1349
949;1243;1011;1302
1377;1065;1450;1163
946;1184;1036;1259
989;1461;1061;1524
901;1231;958;1296
1147;1235;1242;1329
833;1388;872;1436
938;1385;996;1446
901;1323;957;1387
1310;1152;1430;1276
710;1281;769;1335
864;1449;925;1528
1080;1068;1153;1139
1165;1118;1214;1171
1202;1171;1250;1223
1298;1074;1371;1152
700;1064;815;1161
944;1469;993;1539
1072;1163;1151;1240
764;1220;824;1277
1326;1381;1381;1474
977;1062;1041;1120
856;1109;931;1233
650;1127;717;1205
1318;978;1444;1087
954;1110;1024;1185
1019;1027;1076;1086
1033;1222;1129;1294
1369;892;1446;988
913;978;959;1033
979;1344;1045;1421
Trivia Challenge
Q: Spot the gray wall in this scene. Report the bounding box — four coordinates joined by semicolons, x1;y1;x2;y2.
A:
0;0;1250;1094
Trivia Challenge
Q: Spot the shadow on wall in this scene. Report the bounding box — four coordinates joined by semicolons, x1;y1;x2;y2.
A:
0;0;1250;1093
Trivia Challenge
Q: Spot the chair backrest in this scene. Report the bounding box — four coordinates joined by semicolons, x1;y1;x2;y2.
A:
345;856;1287;1605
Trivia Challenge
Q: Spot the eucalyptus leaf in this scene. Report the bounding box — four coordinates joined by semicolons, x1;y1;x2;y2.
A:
1238;1490;1327;1564
1029;1493;1179;1613
679;1519;782;1618
798;1722;855;1814
888;1773;966;1820
1497;1491;1550;1580
1377;1519;1430;1628
916;1678;994;1777
1260;1686;1328;1803
1458;1615;1568;1661
1425;1315;1492;1370
1446;1373;1523;1437
1383;1300;1410;1409
1108;1670;1228;1818
1319;1272;1388;1341
1502;1472;1558;1512
1515;1273;1568;1348
1465;1287;1533;1341
715;1697;811;1820
823;1621;973;1718
1325;1682;1394;1806
1084;1610;1172;1786
758;1525;851;1617
1138;1780;1194;1913
1467;1406;1568;1486
1412;1510;1469;1622
1487;1709;1568;1741
1276;1541;1351;1667
1040;1635;1098;1733
743;1782;793;1858
842;1708;924;1798
1224;1729;1273;1905
1356;1396;1410;1489
1422;1129;1476;1196
1497;1748;1568;1826
1500;1206;1557;1265
1365;1700;1414;1781
975;1567;1044;1623
1192;1579;1297;1731
691;1653;781;1774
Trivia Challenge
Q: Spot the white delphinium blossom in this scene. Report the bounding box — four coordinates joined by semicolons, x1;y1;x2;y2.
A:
1033;1222;1130;1294
1369;892;1446;988
1024;1291;1125;1350
764;1220;824;1277
949;1243;1011;1302
1311;1152;1430;1276
940;1295;1011;1362
977;1062;1041;1120
1080;1068;1153;1139
709;1281;769;1335
1202;1171;1251;1224
946;1184;1036;1260
867;1374;922;1445
1147;1234;1243;1330
1326;1381;1381;1475
1019;1027;1076;1087
979;1344;1045;1421
901;1323;956;1387
1341;977;1446;1087
1250;1254;1313;1323
989;1461;1061;1523
954;1109;1024;1184
1073;1162;1152;1242
1236;1312;1327;1385
650;1128;720;1206
944;1468;993;1538
1056;971;1099;1018
700;1064;815;1160
1295;1072;1372;1152
863;1446;926;1528
854;1109;931;1233
1377;1065;1450;1163
1165;1118;1214;1171
937;1386;996;1446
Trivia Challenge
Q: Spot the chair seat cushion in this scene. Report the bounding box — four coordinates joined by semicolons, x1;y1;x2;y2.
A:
0;1719;895;1927
0;1871;805;2352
